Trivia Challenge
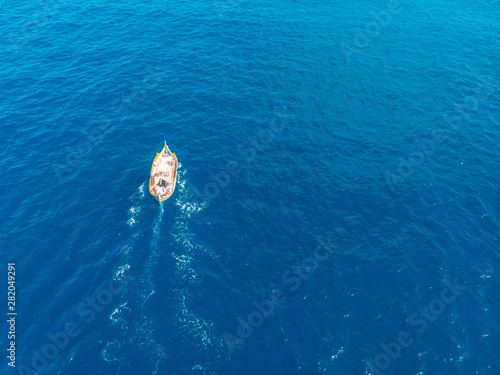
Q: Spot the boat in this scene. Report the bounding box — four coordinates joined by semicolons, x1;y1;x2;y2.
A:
149;142;178;204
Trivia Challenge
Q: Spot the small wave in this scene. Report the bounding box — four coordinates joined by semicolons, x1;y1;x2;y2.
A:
172;253;200;284
176;291;215;349
109;302;131;334
172;287;229;371
114;264;130;280
102;340;124;364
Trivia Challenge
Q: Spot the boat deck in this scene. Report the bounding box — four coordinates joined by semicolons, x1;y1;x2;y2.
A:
150;152;176;197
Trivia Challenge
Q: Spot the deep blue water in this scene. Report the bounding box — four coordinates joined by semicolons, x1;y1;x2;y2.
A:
1;0;499;374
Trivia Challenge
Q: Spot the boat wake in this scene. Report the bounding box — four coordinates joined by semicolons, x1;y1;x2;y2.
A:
170;169;228;366
103;181;166;373
102;168;228;373
126;182;146;229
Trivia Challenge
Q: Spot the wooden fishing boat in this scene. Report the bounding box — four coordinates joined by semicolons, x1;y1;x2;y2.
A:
149;142;178;204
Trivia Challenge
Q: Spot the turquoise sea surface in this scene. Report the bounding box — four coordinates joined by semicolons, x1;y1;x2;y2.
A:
1;0;499;374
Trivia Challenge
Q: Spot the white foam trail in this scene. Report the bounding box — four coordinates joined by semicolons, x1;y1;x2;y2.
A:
169;168;228;363
115;264;130;279
171;169;209;284
172;168;212;257
109;302;131;334
176;289;215;348
102;181;153;368
104;167;228;371
127;182;146;228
